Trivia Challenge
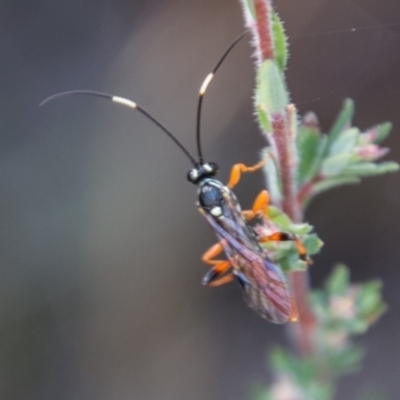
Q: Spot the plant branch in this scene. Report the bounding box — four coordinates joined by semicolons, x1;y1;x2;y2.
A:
253;0;274;61
242;0;317;357
239;0;395;397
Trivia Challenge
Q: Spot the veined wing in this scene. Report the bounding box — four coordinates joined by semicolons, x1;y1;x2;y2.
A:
202;211;297;323
235;254;296;323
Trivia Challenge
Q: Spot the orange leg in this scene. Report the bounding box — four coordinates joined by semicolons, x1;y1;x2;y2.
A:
226;160;265;189
202;241;226;266
241;190;269;221
206;273;235;287
201;241;234;287
258;232;311;264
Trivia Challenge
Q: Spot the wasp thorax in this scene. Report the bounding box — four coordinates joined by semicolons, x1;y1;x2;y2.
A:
198;180;226;218
187;162;219;184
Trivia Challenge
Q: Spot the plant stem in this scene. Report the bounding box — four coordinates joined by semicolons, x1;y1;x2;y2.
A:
243;0;317;357
253;0;274;61
272;105;317;357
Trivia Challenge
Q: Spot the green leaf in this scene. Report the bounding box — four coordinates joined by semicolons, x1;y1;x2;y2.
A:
262;204;321;272
304;233;324;255
305;135;329;184
328;98;354;146
269;347;292;373
343;161;399;177
344;319;369;334
296;125;320;185
271;11;288;71
311;294;332;327
256;60;289;114
290;222;313;236
256;105;272;133
374;122;392;143
277;251;307;272
262;147;282;202
273;237;322;272
267;205;292;230
329;127;359;156
310;176;361;198
328;345;364;375
356;280;387;320
325;264;350;296
321;153;353;177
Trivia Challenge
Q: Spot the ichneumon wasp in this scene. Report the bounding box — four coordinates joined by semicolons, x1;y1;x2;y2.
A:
41;32;310;324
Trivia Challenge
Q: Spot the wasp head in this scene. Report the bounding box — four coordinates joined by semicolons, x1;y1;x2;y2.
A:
187;162;219;184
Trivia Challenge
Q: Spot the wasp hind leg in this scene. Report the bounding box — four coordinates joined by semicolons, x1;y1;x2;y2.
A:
243;193;311;265
241;190;269;221
258;232;311;264
201;241;234;287
226;160;265;189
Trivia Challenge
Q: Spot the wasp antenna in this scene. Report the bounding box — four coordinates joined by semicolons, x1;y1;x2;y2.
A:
40;90;115;107
40;90;198;166
196;31;248;163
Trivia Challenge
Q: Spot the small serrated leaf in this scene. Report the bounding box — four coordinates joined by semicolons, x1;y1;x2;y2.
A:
303;233;324;255
374;122;392;143
343;318;369;334
277;251;307;272
310;291;328;320
256;60;288;113
325;264;350;296
329;345;364;375
267;206;313;234
356;280;386;319
328;99;354;146
310;176;361;198
321;153;353;177
343;161;399;177
262;148;282;203
329;127;359;156
256;105;272;133
296;125;320;185
290;223;313;235
271;11;288;71
303;135;329;185
267;205;292;229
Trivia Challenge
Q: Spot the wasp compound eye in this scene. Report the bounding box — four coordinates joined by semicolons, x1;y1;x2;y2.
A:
187;162;219;184
187;168;199;183
207;162;219;175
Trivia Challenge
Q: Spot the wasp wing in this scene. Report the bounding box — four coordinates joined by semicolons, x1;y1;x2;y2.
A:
202;210;296;323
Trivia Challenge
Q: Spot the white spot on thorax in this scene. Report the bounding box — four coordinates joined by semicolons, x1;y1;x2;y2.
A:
210;206;222;217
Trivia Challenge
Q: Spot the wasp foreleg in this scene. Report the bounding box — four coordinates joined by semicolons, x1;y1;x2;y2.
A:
201;241;234;286
258;232;311;264
226;160;265;189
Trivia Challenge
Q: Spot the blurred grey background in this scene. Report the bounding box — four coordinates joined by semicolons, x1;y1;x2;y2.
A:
0;0;399;399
